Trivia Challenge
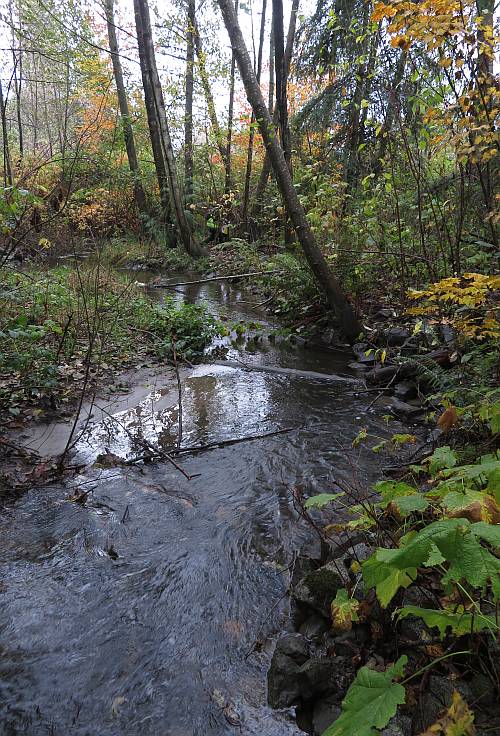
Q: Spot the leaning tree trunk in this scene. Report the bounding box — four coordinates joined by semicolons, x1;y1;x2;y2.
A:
217;0;360;341
105;0;148;217
134;0;203;257
184;0;195;203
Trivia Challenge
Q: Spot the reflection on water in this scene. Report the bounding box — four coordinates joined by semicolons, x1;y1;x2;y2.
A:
0;273;413;736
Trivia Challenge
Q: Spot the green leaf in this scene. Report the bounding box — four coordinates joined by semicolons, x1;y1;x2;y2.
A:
396;606;498;637
392;495;430;516
305;493;344;509
375;480;419;509
428;446;458;475
322;656;407;736
362;556;416;607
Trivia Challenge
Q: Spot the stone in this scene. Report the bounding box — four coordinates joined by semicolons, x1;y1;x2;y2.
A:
352;342;377;364
390;398;425;418
312;696;342;735
384;327;411;346
348;361;371;372
373;308;395;320
325;626;370;656
412;675;474;733
293;562;344;618
380;714;412;736
267;634;310;709
299;614;330;642
394;381;418;401
299;656;354;701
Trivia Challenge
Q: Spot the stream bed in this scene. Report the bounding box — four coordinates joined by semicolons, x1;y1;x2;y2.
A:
0;273;412;736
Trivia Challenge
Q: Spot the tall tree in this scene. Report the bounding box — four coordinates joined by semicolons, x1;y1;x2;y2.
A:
104;0;148;217
251;0;298;215
134;0;203;256
0;78;13;187
224;0;238;193
216;0;360;341
242;0;267;226
184;0;195;202
193;20;227;165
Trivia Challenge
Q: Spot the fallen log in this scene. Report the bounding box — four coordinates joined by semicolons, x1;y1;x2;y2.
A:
148;270;283;288
365;349;452;385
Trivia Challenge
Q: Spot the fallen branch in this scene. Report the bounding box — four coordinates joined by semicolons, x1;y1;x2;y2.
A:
127;424;303;463
148;270;283;288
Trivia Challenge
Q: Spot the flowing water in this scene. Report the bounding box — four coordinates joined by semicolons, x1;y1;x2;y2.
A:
0;273;412;736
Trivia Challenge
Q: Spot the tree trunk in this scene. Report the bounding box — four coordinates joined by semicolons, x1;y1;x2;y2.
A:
184;0;195;203
242;0;267;226
105;0;148;217
134;0;203;257
250;0;298;214
133;0;171;227
224;0;238;193
272;0;293;243
193;20;227;165
217;0;360;341
374;50;406;178
343;0;371;194
0;78;13;187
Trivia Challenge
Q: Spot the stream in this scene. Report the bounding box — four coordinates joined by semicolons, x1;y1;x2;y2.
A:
0;273;413;736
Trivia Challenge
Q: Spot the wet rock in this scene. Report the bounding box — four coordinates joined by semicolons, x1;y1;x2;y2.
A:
299;656;354;701
390;398;425;418
394;381;418;401
352;342;377;364
325;626;370;656
373;308;395;320
380;714;412;736
384;327;411;346
312;696;341;735
412;675;474;733
293;562;344;618
348;361;371;372
299;614;330;642
267;634;310;708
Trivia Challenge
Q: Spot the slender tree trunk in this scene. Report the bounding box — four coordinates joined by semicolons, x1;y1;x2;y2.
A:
272;0;293;243
105;0;148;216
268;17;274;114
251;0;298;214
343;0;371;194
224;0;238;193
134;0;202;256
133;0;170;226
184;0;195;203
9;0;23;159
217;0;360;341
242;0;267;226
0;78;13;186
193;20;227;165
374;50;406;178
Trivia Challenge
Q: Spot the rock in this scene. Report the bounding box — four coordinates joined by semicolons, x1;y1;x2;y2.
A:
348;361;371;372
299;614;330;642
412;675;474;733
299;656;354;701
293;562;344;617
384;327;411;346
312;696;341;735
373;308;395;320
394;381;417;401
267;634;310;708
390;398;425;418
352;342;377;365
325;626;370;656
380;714;412;736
